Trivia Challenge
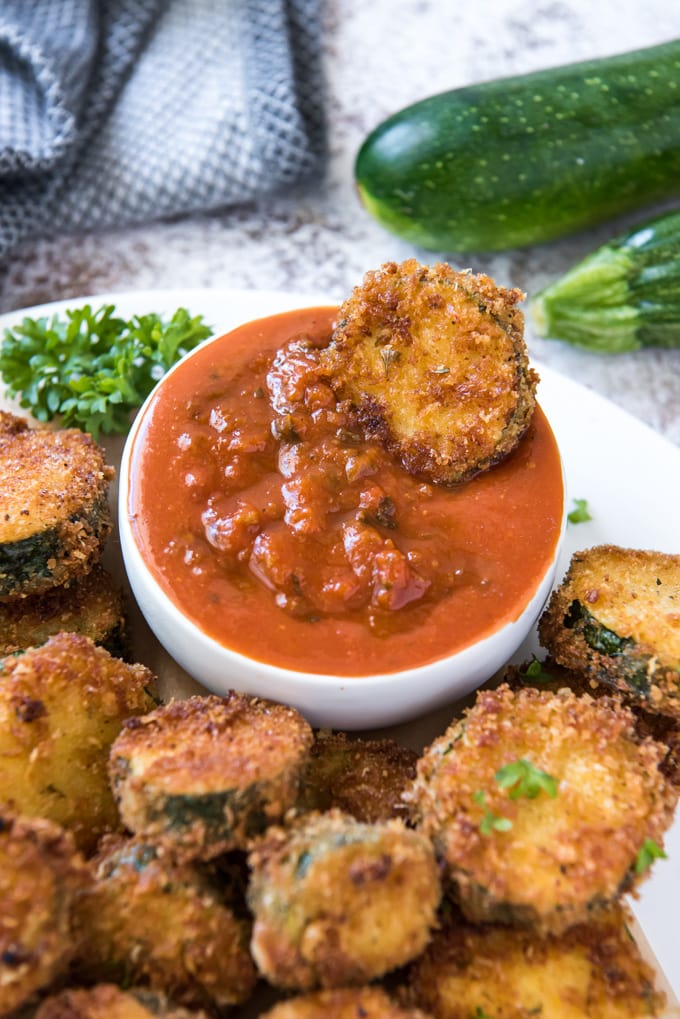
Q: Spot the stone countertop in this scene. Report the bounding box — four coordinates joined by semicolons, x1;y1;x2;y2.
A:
0;0;678;444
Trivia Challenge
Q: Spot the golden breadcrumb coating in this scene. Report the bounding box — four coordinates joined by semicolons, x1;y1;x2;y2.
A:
247;809;441;991
109;691;313;861
409;683;677;934
0;812;88;1015
321;259;537;485
0;632;157;853
539;544;680;717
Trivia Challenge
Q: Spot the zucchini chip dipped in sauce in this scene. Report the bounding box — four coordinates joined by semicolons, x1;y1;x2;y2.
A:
321;259;538;485
0;632;157;854
406;902;665;1019
0;411;114;600
298;731;418;822
71;836;257;1013
0;812;87;1016
247;809;441;991
0;563;127;657
109;692;314;861
539;545;680;718
408;683;677;935
35;985;210;1019
260;986;431;1019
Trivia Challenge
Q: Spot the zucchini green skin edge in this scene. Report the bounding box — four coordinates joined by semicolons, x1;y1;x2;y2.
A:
531;208;680;351
355;40;680;253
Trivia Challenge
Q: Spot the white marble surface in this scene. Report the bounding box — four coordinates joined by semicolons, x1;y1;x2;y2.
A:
0;0;679;443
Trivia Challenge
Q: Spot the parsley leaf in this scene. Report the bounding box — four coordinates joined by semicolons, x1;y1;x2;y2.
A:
495;758;559;800
0;305;212;438
568;497;592;524
521;655;553;683
635;837;667;874
473;790;513;835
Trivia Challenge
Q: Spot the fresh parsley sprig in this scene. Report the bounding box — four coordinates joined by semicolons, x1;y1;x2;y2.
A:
0;304;212;438
635;837;667;874
473;790;513;835
495;758;559;800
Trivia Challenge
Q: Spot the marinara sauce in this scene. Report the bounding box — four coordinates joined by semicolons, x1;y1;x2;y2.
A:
129;307;564;676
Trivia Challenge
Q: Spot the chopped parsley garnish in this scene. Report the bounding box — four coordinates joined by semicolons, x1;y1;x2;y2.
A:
473;790;513;835
634;837;667;874
0;304;212;438
521;655;553;683
567;497;592;524
495;758;559;800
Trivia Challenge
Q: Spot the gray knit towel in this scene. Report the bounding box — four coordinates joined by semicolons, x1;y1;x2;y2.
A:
0;0;325;261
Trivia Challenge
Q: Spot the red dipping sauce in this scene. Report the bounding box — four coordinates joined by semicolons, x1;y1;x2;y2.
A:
128;307;564;677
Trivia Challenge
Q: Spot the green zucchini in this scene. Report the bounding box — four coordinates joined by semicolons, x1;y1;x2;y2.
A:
531;207;680;350
355;40;680;253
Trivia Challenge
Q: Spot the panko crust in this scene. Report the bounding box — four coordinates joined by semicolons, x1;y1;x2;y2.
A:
406;903;665;1019
35;984;210;1019
539;545;680;717
0;563;127;656
72;836;257;1012
247;809;441;991
298;730;418;822
0;411;114;599
0;812;88;1015
0;632;157;853
321;259;537;485
260;986;432;1019
505;657;680;789
109;692;314;860
409;683;677;934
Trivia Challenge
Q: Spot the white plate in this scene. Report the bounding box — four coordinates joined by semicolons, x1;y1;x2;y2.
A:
1;288;678;1007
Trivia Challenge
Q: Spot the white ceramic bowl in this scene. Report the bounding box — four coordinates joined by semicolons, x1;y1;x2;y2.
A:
119;321;566;731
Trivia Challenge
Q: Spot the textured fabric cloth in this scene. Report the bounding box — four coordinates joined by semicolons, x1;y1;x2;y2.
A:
0;0;325;260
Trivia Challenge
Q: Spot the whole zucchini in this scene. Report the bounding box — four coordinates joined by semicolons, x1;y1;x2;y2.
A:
530;207;680;350
355;40;680;252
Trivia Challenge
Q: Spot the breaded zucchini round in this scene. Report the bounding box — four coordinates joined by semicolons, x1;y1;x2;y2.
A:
298;731;418;822
0;563;127;657
321;259;537;485
72;836;256;1012
506;657;680;789
0;632;157;854
0;812;87;1015
260;986;431;1019
109;692;314;861
539;545;680;717
407;903;665;1019
409;683;677;934
35;985;209;1018
247;809;441;990
0;411;114;600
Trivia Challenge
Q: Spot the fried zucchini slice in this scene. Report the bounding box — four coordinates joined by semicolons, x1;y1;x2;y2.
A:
35;985;210;1018
409;683;677;934
539;545;680;717
260;986;430;1019
321;259;537;484
0;812;87;1016
72;836;257;1012
0;412;114;600
0;564;127;657
298;730;418;822
508;657;680;789
0;632;157;854
406;903;665;1019
109;692;314;861
247;809;441;990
